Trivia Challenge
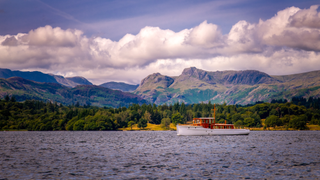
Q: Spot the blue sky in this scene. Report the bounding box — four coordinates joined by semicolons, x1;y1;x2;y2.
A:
0;0;320;84
1;0;318;40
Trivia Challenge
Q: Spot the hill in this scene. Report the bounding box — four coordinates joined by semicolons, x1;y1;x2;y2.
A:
134;67;320;105
0;68;92;87
100;81;139;92
0;77;148;107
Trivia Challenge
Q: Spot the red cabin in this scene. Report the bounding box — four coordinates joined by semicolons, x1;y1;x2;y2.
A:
192;118;234;129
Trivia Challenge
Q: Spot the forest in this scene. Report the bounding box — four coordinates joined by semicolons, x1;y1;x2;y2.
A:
1;95;320;131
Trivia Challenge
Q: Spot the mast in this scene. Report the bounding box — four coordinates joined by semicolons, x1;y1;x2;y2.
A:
211;104;216;124
214;104;216;124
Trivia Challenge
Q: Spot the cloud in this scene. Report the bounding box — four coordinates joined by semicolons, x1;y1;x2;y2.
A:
185;20;224;48
257;6;320;51
227;20;262;53
1;36;18;46
25;25;83;47
290;5;320;29
1;5;320;85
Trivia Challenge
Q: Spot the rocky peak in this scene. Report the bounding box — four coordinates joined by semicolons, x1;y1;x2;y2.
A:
140;73;162;86
139;72;174;88
181;67;208;79
222;70;279;85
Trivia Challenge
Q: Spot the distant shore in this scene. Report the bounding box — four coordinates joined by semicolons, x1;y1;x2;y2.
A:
3;124;320;131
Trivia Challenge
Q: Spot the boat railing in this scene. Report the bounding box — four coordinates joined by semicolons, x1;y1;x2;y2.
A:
234;126;250;130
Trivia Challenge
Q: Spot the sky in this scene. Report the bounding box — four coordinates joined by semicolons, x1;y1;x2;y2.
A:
0;0;320;85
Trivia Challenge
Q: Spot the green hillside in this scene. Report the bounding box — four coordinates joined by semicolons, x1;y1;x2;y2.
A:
0;77;148;107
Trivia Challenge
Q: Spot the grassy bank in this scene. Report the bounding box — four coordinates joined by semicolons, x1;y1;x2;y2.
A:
119;123;177;131
249;124;320;131
2;129;28;131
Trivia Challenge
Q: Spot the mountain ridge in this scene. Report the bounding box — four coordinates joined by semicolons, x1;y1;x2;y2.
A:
2;67;320;106
134;67;320;105
99;81;139;92
0;68;92;88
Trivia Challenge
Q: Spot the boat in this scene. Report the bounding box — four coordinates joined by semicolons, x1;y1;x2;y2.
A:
176;104;250;136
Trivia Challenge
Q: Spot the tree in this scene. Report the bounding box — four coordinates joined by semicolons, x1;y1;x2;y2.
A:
234;120;243;128
128;121;135;130
186;110;193;122
244;117;255;127
138;118;147;129
73;120;85;131
280;114;290;125
4;95;9;102
265;115;282;128
161;118;171;129
289;115;307;130
75;101;80;107
130;110;140;123
10;96;16;102
269;108;279;116
142;111;151;123
231;113;242;123
172;112;184;125
251;112;262;127
150;110;161;124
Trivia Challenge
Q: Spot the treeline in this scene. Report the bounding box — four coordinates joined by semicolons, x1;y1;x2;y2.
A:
1;95;320;131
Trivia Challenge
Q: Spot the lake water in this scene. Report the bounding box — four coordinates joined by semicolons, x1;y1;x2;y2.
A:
0;131;320;179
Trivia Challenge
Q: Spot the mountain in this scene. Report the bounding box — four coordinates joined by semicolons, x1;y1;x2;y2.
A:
99;82;139;92
134;67;320;105
0;77;148;107
0;68;58;83
0;68;92;87
52;75;92;87
177;67;280;85
66;77;92;85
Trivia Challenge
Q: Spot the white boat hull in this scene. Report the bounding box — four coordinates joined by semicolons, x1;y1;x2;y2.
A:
176;125;250;136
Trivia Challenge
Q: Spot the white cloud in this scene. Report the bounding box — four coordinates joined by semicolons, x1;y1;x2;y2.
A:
257;6;320;51
26;25;83;47
185;20;224;48
290;5;320;29
1;5;320;85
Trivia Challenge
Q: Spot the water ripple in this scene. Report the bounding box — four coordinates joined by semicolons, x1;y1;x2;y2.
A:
0;131;320;179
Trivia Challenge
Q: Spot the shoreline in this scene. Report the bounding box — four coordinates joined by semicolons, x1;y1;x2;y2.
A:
2;123;320;132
